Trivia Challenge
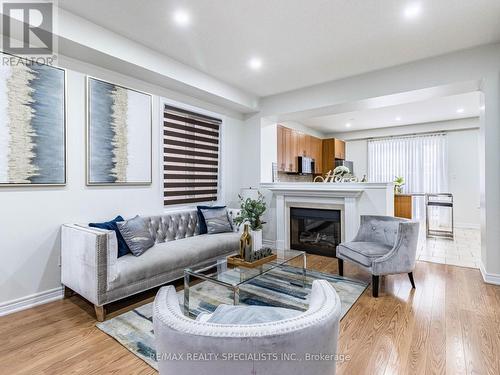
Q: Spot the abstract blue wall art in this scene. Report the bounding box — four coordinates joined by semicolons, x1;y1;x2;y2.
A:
87;77;152;185
0;53;66;185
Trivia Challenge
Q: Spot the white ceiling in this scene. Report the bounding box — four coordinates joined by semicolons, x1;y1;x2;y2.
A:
59;0;500;97
303;91;481;134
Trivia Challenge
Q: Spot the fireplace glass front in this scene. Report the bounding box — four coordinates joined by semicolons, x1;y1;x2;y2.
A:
290;207;341;257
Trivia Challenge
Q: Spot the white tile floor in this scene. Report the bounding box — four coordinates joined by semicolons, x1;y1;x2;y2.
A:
416;227;481;269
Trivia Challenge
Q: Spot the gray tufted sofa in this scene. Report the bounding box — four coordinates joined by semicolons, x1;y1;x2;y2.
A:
336;215;420;297
61;209;240;321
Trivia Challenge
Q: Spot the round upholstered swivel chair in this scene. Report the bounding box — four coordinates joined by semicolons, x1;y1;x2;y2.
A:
153;280;341;375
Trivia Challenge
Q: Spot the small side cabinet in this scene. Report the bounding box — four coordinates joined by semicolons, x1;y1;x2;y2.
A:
394;195;412;219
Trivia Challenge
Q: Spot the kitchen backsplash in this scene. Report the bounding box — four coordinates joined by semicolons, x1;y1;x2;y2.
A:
275;172;313;183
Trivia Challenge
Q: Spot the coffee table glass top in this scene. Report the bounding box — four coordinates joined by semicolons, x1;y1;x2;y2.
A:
184;249;305;287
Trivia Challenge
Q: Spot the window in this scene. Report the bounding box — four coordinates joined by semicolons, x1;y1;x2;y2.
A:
163;105;221;206
368;133;448;219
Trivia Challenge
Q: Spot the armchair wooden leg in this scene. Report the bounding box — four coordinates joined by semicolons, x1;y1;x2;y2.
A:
372;275;379;297
63;286;74;299
408;272;416;289
338;258;344;276
94;305;106;322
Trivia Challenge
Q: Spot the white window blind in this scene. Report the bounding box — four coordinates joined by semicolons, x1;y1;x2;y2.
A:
163;105;221;206
368;133;448;218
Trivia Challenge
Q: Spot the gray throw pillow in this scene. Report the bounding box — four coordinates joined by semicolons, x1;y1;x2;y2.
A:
200;207;233;234
117;215;155;256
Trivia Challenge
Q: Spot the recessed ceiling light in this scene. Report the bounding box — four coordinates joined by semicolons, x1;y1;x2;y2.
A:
404;3;422;19
345;122;352;128
456;108;465;114
395;116;402;121
480;105;485;111
173;9;190;26
248;57;262;70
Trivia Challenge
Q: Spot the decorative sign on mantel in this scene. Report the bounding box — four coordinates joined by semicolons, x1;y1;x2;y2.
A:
314;168;359;183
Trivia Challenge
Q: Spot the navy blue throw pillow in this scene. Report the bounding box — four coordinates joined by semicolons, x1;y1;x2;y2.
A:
89;216;130;257
197;206;226;234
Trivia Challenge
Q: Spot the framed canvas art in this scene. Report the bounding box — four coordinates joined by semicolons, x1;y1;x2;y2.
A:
0;53;66;186
86;76;152;185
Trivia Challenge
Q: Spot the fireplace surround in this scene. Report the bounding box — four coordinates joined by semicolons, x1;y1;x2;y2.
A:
261;182;395;251
290;207;341;257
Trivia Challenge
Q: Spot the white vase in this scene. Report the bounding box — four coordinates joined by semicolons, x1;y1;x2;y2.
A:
251;229;263;252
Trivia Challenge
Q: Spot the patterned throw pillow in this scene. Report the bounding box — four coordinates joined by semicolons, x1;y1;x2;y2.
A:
200;207;233;234
196;205;226;234
117;216;155;256
89;215;130;257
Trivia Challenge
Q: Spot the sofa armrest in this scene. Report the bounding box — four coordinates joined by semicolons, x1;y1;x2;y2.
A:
61;224;118;305
371;221;420;276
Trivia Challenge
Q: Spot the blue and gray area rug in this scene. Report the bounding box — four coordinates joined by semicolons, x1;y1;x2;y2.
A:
96;267;367;369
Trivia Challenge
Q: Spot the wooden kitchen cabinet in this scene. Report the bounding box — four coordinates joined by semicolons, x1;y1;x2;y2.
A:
290;130;299;171
334;139;345;160
310;137;322;173
277;125;294;172
277;125;342;175
277;125;285;171
305;135;312;157
321;138;346;174
284;127;293;172
322;138;336;175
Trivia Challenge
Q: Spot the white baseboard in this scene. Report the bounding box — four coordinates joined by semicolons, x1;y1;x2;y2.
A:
479;262;500;285
0;287;63;317
454;222;480;230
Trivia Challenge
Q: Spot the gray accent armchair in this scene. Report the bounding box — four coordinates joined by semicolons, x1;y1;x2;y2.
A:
336;215;420;297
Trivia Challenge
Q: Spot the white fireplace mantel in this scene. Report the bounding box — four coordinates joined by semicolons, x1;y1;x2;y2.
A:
260;182;394;250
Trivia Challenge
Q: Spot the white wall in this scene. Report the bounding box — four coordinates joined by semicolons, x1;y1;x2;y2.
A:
448;129;480;228
260;120;277;183
0;57;246;307
345;140;368;178
244;43;500;280
343;123;481;228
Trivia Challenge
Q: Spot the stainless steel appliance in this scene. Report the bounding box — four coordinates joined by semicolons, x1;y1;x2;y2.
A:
297;156;315;174
335;159;354;175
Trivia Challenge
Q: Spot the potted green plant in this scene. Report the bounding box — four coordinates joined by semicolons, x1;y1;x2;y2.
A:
234;191;267;252
394;176;405;194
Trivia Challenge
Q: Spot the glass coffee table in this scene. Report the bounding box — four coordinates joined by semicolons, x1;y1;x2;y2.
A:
183;249;306;315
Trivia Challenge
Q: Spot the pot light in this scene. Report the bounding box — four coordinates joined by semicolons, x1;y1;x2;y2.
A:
345;122;352;128
395;116;402;121
456;108;465;114
480;105;485;111
248;57;262;71
173;9;190;26
404;3;422;19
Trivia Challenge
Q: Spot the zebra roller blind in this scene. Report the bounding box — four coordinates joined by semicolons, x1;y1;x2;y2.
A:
163;105;221;206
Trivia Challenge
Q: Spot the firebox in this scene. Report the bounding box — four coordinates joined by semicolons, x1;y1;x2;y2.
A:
289;207;341;257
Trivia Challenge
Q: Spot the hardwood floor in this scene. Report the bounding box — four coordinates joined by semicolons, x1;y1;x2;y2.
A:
1;256;499;375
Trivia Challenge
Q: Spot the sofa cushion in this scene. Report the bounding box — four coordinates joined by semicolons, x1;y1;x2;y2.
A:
200;207;233;234
89;215;130;257
109;232;240;291
337;241;392;267
197;206;226;234
117;216;155;256
198;304;301;325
